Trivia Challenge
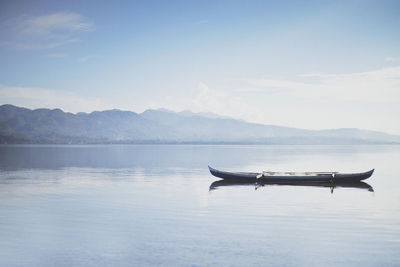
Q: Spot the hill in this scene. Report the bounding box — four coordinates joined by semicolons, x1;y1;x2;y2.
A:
0;104;399;144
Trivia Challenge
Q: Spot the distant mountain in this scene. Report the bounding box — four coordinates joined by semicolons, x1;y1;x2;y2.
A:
0;104;399;144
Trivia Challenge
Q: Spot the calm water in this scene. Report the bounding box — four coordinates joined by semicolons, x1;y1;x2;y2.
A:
0;145;399;266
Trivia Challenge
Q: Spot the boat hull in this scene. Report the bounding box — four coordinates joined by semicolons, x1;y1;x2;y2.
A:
208;166;374;182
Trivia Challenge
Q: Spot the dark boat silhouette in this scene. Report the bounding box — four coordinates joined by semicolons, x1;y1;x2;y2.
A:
209;179;374;193
208;166;374;182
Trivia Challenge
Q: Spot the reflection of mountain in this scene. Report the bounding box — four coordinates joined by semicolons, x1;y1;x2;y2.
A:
1;104;400;144
209;180;374;193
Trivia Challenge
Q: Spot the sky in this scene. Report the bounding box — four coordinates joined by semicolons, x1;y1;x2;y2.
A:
0;0;399;134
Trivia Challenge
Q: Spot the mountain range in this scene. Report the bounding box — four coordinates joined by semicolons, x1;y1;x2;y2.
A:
0;104;399;144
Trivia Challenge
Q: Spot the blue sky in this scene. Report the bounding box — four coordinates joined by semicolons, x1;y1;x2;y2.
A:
0;0;400;133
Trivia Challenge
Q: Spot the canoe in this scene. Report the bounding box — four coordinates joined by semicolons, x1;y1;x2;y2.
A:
208;166;374;182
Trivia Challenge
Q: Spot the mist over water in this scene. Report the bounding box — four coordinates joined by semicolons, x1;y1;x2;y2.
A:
0;145;399;266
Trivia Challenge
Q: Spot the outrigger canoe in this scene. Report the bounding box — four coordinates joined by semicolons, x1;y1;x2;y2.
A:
208;166;374;182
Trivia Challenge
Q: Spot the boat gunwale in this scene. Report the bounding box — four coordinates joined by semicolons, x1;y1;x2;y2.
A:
208;166;374;181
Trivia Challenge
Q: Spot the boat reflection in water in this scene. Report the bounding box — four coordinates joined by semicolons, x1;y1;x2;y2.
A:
209;180;374;194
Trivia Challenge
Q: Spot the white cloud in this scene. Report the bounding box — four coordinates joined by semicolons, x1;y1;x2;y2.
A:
20;12;92;36
136;82;259;122
0;86;111;113
244;66;400;103
228;66;400;133
1;12;93;50
139;70;400;133
45;53;67;58
192;82;258;121
193;82;225;112
384;57;400;62
77;55;98;62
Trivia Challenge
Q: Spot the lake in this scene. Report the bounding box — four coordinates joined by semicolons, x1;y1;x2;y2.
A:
0;145;399;266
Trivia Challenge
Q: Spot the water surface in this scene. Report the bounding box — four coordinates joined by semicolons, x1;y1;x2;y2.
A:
0;145;399;266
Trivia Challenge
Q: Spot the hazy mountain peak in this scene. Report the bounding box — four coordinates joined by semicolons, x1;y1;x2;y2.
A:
1;104;399;144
